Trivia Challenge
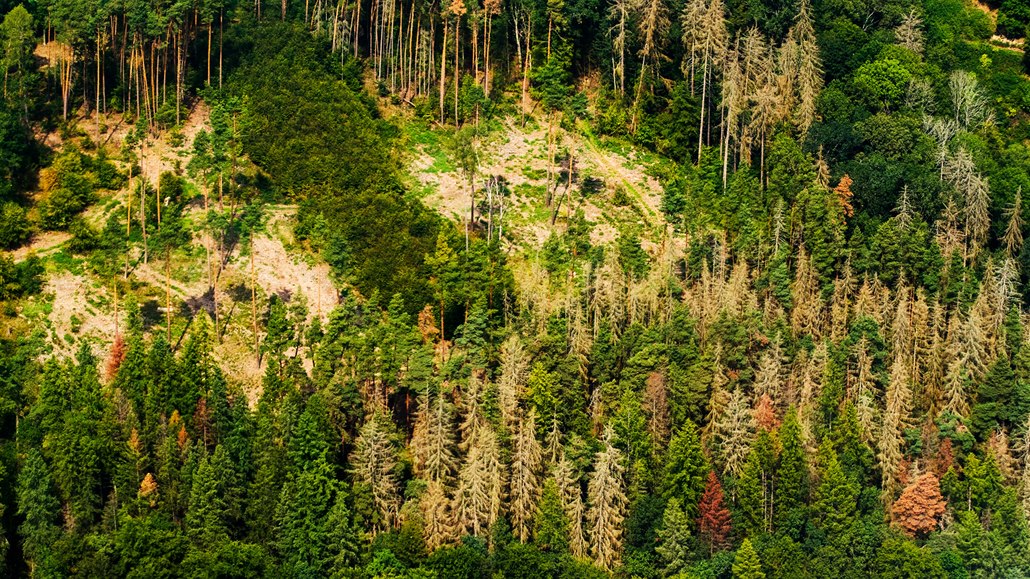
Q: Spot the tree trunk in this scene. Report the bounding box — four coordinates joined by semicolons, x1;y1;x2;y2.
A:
166;252;172;343
697;56;708;165
454;15;460;126
484;14;492;96
252;246;259;365
439;18;447;124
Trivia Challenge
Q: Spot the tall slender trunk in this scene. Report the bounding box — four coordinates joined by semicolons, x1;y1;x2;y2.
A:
484;13;492;96
252;246;259;365
166;252;172;343
96;29;102;139
156;172;161;227
697;56;708;165
219;12;223;88
471;14;478;87
454;14;460;125
722;118;731;189
439;18;447;124
353;0;361;58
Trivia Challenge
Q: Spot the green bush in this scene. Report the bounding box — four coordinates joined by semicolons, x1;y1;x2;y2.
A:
0;202;31;249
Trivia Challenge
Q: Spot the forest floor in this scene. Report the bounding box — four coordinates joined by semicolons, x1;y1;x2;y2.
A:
403;113;669;253
12;104;335;395
12;101;677;389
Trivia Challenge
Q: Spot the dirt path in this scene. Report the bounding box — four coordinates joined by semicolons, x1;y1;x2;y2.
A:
8;231;71;263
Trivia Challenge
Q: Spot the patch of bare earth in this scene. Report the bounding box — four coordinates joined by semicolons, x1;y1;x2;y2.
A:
410;115;665;250
9;231;72;262
44;271;119;359
108;207;337;392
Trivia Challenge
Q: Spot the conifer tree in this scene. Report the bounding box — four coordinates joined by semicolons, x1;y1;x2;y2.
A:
754;336;785;401
682;0;728;163
880;352;913;503
421;480;455;552
453;420;505;537
716;388;754;476
555;451;588;557
775;409;808;535
891;472;946;537
788;0;822;136
17;450;61;577
631;0;670;128
655;497;692;575
497;335;530;427
738;431;775;535
350;412;401;534
697;471;732;554
186;450;229;548
412;388;458;484
662;418;709;513
326;491;361;572
533;478;569;552
510;410;542;542
276;464;336;574
732;538;766;579
586;426;628;571
1003;189;1024;258
812;443;857;542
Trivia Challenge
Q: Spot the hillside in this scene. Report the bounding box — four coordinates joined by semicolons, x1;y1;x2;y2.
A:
1;0;1030;577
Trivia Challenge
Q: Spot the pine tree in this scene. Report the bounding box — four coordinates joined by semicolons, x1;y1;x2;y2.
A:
326;491;361;573
697;471;732;554
186;450;228;547
555;451;588;557
655;497;691;575
350;412;401;534
732;538;766;579
412;388;458;484
812;443;857;543
891;472;946;537
497;335;530;427
533;478;569;552
662;418;709;513
586;426;628;571
510;410;543;542
421;480;455;552
17;450;61;577
775;409;808;536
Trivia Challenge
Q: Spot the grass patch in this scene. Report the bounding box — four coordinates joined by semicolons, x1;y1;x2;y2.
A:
513;183;546;203
522;167;546;180
404;121;456;173
49;250;85;275
22;297;54;320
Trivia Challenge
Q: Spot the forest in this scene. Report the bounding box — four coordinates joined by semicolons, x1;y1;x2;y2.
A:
1;0;1030;576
